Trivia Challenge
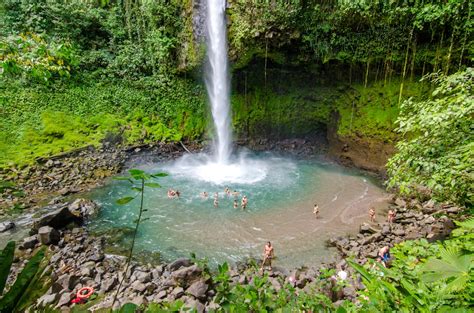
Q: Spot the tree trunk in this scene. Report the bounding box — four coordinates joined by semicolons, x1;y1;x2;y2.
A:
399;26;414;106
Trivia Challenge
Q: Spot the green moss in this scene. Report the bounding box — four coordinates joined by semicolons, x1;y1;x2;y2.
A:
334;79;426;142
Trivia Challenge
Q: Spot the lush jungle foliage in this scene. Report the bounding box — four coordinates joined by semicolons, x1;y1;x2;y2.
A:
387;69;473;206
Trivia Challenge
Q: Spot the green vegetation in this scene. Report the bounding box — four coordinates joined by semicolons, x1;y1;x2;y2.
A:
387;69;473;206
0;242;49;312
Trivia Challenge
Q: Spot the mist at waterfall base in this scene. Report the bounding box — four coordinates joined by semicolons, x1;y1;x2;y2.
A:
88;156;389;268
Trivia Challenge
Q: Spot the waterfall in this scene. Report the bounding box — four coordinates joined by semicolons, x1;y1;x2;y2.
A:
205;0;232;164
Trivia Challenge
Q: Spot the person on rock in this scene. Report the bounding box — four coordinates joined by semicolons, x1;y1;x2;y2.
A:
369;207;376;222
387;209;396;224
313;204;320;218
261;241;274;271
241;195;248;210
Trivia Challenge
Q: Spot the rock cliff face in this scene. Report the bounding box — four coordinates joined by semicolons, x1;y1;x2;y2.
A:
327;111;395;175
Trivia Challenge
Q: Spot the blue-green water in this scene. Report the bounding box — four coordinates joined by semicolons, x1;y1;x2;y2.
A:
88;152;389;268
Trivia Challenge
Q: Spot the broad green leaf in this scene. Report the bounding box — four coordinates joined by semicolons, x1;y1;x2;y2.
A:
0;248;45;312
116;196;135;205
0;241;15;295
151;172;168;177
119;303;138;313
144;182;161;188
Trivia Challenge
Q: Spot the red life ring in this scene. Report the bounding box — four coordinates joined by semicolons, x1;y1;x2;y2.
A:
77;286;94;299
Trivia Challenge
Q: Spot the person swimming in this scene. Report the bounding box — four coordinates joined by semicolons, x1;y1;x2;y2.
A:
201;191;209;199
167;189;176;199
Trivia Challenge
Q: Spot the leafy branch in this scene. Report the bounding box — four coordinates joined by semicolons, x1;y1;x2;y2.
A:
111;169;168;308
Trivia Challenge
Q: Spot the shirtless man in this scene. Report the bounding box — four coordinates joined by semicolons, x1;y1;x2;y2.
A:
233;199;238;209
214;198;218;208
232;190;240;198
387;209;396;224
241;195;248;209
201;191;208;199
261;241;274;271
224;187;230;196
377;246;391;267
313;204;320;218
369;207;376;222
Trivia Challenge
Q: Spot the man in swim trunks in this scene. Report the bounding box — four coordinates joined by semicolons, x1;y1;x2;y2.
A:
377;246;391;267
369;207;376;222
313;204;320;218
233;199;238;209
261;241;274;270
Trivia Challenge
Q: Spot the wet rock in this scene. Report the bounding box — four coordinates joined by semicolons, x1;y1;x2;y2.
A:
0;221;15;232
168;257;192;271
38;226;60;245
186;280;208;300
33;206;82;232
20;235;39;250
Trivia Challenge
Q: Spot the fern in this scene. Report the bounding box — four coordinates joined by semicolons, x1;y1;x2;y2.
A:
455;218;474;230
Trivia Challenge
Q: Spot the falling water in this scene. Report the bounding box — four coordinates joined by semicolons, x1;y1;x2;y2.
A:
205;0;232;164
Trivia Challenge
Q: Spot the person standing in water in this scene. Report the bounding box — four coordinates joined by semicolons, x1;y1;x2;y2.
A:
369;207;376;222
387;209;396;224
313;204;320;218
241;195;248;210
261;241;274;271
214;197;219;207
233;199;238;209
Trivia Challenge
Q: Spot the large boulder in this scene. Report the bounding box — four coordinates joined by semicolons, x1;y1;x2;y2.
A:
69;198;99;218
38;226;60;245
33;206;82;232
20;235;39;250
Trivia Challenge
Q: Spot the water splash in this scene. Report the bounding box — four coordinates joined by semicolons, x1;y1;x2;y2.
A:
205;0;232;164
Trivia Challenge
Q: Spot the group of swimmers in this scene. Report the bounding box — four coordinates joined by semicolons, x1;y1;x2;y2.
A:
201;187;248;209
168;187;249;209
368;207;397;224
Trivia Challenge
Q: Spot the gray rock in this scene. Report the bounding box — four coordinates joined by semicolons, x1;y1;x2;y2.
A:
394;198;406;208
171;286;184;298
360;232;382;245
171;265;202;287
393;228;405;236
381;226;391;235
359;223;377;234
186;280;208;300
130;295;145;306
135;270;152;283
37;293;58;307
38;226;60;245
20;235;38;250
56;292;72;308
424;216;436;224
168;257;192;271
131;280;146;292
0;221;15;232
69;198;99;217
100;277;118;293
155;290;167;300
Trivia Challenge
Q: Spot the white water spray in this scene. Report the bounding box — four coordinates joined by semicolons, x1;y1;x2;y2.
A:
205;0;232;164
